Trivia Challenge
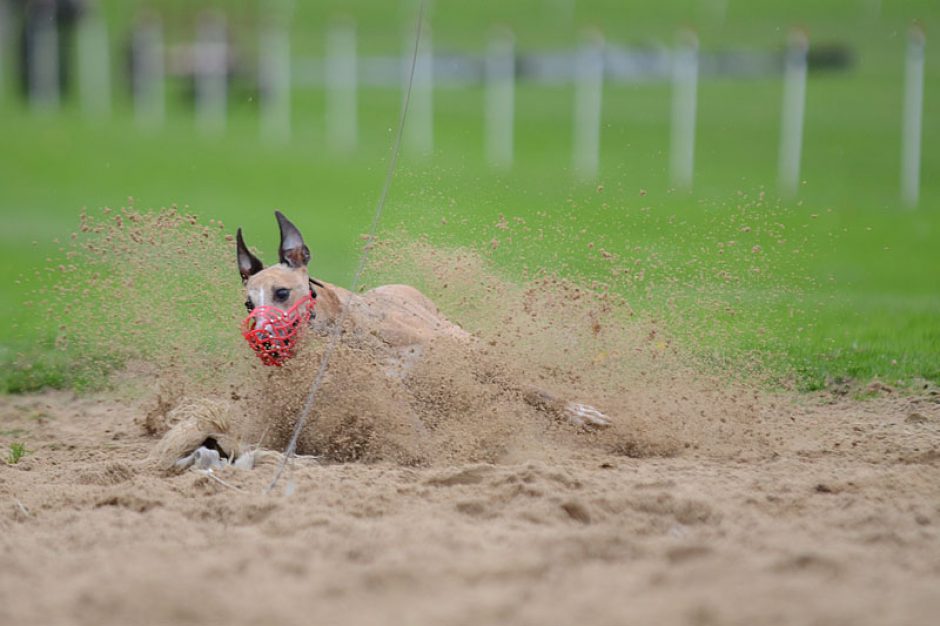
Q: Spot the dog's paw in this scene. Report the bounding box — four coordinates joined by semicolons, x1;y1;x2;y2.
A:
175;446;226;471
564;402;611;429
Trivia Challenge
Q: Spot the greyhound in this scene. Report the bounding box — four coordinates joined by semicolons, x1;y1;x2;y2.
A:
156;211;609;472
240;212;610;427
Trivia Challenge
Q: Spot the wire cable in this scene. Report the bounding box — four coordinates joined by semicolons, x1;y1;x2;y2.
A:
266;0;427;493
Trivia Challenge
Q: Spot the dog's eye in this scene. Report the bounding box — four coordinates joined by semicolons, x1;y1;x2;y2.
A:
274;288;291;302
245;299;254;312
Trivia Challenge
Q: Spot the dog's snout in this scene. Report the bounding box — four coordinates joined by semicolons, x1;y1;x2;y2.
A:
248;314;276;335
241;294;316;366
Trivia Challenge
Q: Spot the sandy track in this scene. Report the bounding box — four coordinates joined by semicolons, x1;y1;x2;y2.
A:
2;390;939;626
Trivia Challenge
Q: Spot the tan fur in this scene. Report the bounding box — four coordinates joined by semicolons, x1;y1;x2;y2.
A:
244;265;311;311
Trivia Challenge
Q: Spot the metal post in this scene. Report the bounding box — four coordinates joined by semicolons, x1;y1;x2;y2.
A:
485;27;514;169
260;23;291;143
0;0;9;102
670;30;698;190
76;8;111;117
901;25;925;208
29;2;60;110
404;19;432;157
132;17;165;128
195;13;227;135
778;29;808;198
707;0;729;26
325;18;357;153
573;30;604;180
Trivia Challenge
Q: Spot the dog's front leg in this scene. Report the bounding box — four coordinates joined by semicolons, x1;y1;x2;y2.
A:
523;388;611;429
563;402;612;428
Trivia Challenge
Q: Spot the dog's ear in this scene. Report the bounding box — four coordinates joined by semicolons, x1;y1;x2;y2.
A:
236;228;264;283
275;210;311;269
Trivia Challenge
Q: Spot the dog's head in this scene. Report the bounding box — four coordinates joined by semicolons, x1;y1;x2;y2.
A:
236;211;318;366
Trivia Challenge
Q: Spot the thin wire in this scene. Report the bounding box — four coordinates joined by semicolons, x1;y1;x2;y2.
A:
266;1;427;494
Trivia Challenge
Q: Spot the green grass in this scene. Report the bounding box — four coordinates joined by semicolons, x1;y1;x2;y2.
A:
6;442;30;465
0;0;938;393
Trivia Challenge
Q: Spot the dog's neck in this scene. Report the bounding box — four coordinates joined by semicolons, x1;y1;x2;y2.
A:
309;280;350;326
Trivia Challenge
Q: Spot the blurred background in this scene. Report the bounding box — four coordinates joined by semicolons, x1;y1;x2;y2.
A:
0;0;937;391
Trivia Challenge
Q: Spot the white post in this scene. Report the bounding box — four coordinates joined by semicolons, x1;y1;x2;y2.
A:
707;0;729;26
325;19;357;153
670;30;698;190
29;4;60;110
485;27;514;169
404;20;433;157
573;30;604;179
259;23;291;144
901;25;925;209
0;0;8;101
551;0;577;23
778;29;808;198
195;13;227;135
132;18;165;128
76;8;111;118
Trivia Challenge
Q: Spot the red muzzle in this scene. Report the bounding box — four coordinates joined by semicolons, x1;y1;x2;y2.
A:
241;293;316;366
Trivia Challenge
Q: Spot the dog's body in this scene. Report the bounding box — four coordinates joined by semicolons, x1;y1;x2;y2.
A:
313;281;471;355
312;280;609;425
155;212;610;471
241;213;609;429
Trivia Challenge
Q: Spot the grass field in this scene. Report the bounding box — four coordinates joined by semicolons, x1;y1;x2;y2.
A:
0;0;937;392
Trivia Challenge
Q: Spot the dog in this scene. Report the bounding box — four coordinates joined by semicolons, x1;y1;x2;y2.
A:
154;211;609;471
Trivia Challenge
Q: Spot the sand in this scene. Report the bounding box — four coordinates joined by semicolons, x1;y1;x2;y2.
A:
3;208;939;624
2;386;939;626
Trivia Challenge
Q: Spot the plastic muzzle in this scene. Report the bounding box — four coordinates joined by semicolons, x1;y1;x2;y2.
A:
241;293;316;366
